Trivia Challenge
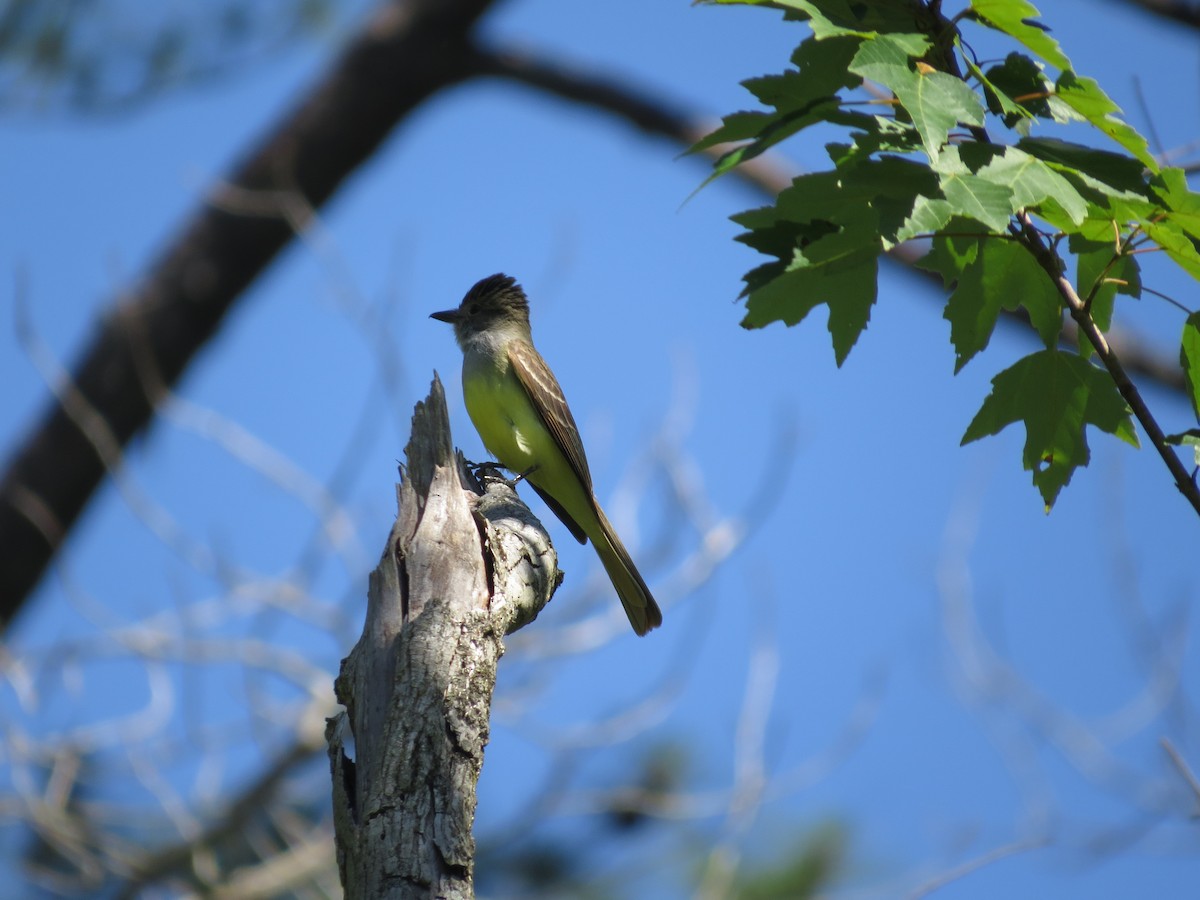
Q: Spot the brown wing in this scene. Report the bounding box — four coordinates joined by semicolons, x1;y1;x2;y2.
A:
529;484;587;544
508;339;596;539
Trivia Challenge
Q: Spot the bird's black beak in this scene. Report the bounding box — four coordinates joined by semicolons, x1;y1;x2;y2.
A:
430;309;461;324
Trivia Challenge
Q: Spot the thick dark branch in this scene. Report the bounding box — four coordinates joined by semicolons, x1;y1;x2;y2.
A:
0;0;498;627
465;44;793;195
1107;0;1200;28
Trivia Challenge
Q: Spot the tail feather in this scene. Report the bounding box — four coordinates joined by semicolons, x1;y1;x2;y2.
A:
592;504;662;636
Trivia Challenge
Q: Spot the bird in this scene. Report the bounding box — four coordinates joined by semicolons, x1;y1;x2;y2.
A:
431;274;662;635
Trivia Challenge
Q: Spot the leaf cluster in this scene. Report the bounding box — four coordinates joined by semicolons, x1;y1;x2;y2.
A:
696;0;1200;509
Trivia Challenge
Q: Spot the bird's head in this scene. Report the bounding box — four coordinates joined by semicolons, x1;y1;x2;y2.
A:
431;273;531;348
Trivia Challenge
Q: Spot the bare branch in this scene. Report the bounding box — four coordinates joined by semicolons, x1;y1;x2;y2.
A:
118;729;327;899
1161;737;1200;810
906;839;1047;900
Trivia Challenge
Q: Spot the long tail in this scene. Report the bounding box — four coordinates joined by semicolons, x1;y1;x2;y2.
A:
592;503;662;636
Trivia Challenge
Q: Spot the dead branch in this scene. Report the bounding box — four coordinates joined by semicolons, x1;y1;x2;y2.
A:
326;376;558;898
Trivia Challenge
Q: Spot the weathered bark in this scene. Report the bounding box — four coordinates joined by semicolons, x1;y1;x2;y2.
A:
327;375;558;899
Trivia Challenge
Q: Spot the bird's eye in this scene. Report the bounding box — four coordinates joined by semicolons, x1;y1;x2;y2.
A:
468;304;480;315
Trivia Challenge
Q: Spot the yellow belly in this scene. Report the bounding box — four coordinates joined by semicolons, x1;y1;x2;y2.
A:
461;359;596;533
463;363;541;473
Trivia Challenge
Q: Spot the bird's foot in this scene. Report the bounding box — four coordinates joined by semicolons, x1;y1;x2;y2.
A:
467;460;507;480
467;460;537;490
511;465;538;485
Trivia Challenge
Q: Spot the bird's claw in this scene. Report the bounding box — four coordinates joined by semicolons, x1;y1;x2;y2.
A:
467;460;538;490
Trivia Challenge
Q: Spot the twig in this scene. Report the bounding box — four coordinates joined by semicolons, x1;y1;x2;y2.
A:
117;732;325;898
1161;737;1200;810
906;838;1046;899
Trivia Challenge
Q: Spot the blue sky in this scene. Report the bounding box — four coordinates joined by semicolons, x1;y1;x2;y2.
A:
2;0;1199;896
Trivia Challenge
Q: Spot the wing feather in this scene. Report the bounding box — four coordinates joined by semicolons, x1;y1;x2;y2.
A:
529;484;587;544
507;338;595;498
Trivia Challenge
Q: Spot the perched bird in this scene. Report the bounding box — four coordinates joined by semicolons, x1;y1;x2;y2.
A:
432;274;662;635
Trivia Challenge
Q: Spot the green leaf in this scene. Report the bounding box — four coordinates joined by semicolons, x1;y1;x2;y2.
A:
772;158;937;247
1053;72;1157;170
1017;137;1147;194
937;169;1015;233
825;115;923;167
970;0;1071;71
695;105;867;189
848;31;920;89
962;349;1139;509
1016;138;1153;222
974;146;1088;227
977;52;1052;124
895;194;954;243
690;110;776;153
916;226;981;288
1181;312;1200;421
850;35;983;162
690;36;866;185
964;56;1021;121
1044;93;1086;126
1069;236;1140;360
1144;221;1200;281
733;209;837;260
715;104;836;163
941;238;1062;371
771;0;934;41
1164;430;1200;469
750;35;863;109
939;143;1086;230
735;165;889;361
691;36;881;186
1150;167;1200;241
741;251;879;365
903;70;986;163
1070;236;1142;309
844;157;941;244
1164;429;1200;446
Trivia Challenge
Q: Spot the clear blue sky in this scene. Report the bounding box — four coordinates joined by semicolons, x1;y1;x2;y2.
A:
2;0;1198;896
